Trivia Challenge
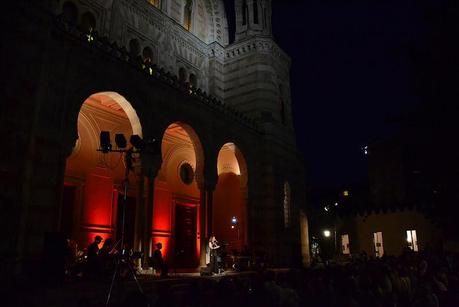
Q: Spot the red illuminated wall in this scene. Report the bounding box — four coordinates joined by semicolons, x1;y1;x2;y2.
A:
213;172;245;250
80;169;116;248
151;185;173;259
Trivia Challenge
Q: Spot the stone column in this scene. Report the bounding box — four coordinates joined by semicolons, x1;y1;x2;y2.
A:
143;175;155;266
199;186;207;267
133;173;145;257
206;185;215;238
140;143;161;267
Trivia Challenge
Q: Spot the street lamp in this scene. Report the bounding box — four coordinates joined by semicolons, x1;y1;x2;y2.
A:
322;228;337;257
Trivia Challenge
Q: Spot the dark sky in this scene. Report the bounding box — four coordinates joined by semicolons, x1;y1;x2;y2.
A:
224;0;429;188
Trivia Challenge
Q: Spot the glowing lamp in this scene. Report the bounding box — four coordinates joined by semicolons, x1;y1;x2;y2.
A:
323;230;331;238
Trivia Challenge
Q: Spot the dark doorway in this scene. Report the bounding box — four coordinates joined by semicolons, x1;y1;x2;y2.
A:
174;204;197;268
61;184;77;239
116;195;136;250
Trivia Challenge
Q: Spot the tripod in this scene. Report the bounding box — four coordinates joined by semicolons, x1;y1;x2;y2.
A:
105;150;145;307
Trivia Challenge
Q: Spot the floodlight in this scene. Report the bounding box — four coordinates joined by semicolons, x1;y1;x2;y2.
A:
99;131;112;153
115;134;127;149
130;135;145;150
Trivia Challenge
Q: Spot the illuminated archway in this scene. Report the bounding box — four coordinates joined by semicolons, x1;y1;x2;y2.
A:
62;92;142;250
152;122;204;268
213;143;248;251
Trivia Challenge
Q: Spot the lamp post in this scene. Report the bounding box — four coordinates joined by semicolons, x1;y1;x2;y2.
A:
323;227;337;257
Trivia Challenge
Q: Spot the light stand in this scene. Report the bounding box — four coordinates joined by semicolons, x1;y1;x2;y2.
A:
97;132;146;307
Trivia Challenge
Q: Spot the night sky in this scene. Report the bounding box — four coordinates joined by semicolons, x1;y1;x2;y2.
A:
225;0;430;189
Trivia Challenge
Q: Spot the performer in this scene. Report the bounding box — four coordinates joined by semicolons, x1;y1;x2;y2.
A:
152;242;168;277
86;235;103;278
208;235;220;274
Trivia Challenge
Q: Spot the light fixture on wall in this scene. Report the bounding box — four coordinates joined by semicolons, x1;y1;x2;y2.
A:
231;216;240;240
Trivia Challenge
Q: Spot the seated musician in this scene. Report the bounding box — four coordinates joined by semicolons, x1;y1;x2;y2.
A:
208;235;220;274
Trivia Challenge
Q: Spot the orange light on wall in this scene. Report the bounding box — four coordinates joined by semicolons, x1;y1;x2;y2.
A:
152;236;171;260
82;172;114;226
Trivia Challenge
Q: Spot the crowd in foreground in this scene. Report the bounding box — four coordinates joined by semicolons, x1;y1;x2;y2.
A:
99;248;459;307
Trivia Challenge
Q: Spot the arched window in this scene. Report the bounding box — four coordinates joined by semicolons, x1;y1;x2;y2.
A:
283;182;291;228
129;39;140;57
80;11;96;33
189;73;197;88
148;0;160;8
184;0;193;31
253;0;259;24
242;0;248;26
178;67;187;83
62;1;78;24
279;85;286;125
142;46;153;64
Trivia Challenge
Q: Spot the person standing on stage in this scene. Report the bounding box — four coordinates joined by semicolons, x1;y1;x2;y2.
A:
86;235;103;278
208;235;220;274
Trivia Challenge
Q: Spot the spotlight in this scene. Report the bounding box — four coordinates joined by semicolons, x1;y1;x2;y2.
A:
130;135;145;150
323;230;331;237
99;131;112;153
115;134;127;149
231;216;238;225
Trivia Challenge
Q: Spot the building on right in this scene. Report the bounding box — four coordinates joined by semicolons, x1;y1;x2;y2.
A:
310;105;459;258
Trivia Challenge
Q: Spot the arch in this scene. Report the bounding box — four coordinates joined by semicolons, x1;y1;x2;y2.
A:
178;67;187;83
253;0;259;24
242;0;248;25
129;38;141;57
283;182;291;228
214;142;248;251
189;73;197;88
152;122;205;267
148;0;161;8
63;91;143;251
80;11;96;32
62;1;78;24
142;46;154;64
279;84;286;125
184;0;193;31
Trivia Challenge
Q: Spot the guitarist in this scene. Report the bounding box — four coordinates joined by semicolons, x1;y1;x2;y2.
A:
208;235;220;274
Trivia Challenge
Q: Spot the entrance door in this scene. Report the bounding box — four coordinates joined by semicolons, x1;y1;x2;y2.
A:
341;234;350;255
373;231;384;258
174;204;197;268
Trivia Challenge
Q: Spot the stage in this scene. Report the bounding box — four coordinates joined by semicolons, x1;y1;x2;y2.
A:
6;269;291;307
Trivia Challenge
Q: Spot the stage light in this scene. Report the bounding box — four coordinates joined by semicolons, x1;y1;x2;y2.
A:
231;216;238;225
323;230;331;237
130;135;145;150
99;131;112;153
115;134;127;149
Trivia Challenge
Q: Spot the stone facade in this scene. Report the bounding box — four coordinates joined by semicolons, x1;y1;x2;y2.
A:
0;0;307;279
